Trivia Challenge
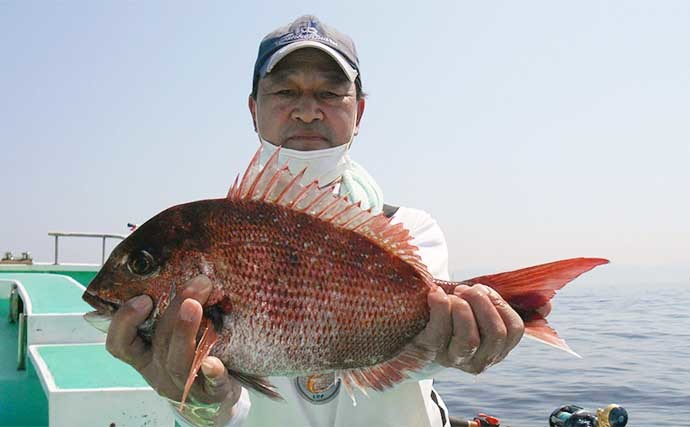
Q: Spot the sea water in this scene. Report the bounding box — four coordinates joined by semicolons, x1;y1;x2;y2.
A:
435;280;690;426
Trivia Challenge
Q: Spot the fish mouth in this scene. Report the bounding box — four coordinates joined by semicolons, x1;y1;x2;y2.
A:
82;290;121;315
82;291;121;334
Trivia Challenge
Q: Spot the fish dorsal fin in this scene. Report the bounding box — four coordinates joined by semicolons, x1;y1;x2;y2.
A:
228;147;432;282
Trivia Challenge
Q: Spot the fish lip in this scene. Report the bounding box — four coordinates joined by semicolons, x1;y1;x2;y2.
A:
82;290;120;315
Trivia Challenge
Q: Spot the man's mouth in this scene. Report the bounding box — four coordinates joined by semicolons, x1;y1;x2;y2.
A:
286;135;328;143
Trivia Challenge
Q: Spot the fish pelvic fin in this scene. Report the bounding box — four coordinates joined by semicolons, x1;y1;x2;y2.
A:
433;257;609;355
230;146;434;283
179;318;219;411
337;343;435;405
227;370;283;401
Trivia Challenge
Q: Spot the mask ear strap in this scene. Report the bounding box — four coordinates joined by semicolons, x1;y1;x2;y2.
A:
346;109;359;150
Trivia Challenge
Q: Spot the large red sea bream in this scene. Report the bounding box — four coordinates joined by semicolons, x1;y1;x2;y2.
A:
83;148;608;406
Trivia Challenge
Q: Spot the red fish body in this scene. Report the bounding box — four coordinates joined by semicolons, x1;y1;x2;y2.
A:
189;199;430;376
83;148;608;403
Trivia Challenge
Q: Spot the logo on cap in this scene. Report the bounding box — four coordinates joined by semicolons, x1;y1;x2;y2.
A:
278;24;338;47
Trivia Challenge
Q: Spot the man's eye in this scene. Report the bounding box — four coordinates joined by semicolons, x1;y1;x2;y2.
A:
275;89;295;97
320;91;341;99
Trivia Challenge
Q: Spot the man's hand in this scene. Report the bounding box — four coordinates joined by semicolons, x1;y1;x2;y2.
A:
105;276;241;424
412;284;528;374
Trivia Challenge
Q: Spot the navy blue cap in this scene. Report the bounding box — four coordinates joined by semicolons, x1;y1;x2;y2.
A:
253;15;360;86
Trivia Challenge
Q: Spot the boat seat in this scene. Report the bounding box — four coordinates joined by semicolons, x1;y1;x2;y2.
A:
0;272;107;361
29;343;173;426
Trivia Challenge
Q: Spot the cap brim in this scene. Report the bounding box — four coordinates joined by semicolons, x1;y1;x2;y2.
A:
261;40;358;82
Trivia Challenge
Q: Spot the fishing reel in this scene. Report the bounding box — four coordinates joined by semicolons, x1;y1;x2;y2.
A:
449;413;502;427
549;404;628;427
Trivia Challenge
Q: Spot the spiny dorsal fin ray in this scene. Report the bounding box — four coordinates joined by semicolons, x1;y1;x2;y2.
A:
228;146;432;283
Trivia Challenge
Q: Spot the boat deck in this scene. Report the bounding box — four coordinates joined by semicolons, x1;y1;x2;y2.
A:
0;293;48;426
0;266;175;426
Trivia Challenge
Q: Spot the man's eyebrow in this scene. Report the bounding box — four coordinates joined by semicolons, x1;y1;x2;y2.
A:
264;69;351;87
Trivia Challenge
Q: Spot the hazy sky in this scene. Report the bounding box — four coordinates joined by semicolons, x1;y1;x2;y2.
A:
1;1;688;282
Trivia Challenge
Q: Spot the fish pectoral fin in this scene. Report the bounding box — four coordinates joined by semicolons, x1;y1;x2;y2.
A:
227;370;283;401
179;317;219;410
338;344;435;406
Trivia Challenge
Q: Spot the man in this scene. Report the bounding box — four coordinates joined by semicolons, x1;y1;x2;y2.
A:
106;15;526;426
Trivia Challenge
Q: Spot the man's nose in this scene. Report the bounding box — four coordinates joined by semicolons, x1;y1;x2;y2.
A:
291;95;323;123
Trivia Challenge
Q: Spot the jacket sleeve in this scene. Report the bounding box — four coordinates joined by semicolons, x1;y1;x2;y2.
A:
391;207;450;381
390;207;450;280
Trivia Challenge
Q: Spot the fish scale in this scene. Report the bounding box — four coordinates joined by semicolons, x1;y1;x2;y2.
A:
82;146;609;406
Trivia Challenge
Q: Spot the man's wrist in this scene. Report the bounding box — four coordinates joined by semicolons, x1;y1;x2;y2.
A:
167;396;222;427
168;388;250;427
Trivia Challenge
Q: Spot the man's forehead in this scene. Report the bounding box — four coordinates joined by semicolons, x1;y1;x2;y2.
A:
265;49;350;82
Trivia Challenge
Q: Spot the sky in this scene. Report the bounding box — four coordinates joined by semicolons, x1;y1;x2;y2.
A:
1;1;688;284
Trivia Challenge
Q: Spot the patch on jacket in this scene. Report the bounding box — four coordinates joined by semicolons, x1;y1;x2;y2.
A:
295;373;341;404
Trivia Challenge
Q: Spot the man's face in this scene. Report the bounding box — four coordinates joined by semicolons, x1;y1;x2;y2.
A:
249;48;365;151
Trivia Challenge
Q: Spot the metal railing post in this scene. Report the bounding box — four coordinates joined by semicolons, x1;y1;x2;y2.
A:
54;235;59;265
47;232;127;266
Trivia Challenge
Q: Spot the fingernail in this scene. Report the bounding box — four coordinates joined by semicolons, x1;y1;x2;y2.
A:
201;359;218;385
188;276;211;292
201;358;214;376
179;300;196;322
131;295;152;311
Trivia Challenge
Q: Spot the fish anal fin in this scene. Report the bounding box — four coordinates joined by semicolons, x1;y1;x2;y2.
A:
524;314;581;358
179;318;219;410
337;344;435;404
227;370;283;401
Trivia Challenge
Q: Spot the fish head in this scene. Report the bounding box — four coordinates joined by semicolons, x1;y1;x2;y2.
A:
82;202;214;337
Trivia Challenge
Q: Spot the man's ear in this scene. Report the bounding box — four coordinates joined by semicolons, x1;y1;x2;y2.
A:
354;98;366;136
248;95;258;132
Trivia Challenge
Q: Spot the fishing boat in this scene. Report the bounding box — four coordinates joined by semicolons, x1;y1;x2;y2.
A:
0;231;177;427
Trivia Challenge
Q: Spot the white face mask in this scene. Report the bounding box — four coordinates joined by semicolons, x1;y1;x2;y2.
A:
258;140;351;187
252;94;383;214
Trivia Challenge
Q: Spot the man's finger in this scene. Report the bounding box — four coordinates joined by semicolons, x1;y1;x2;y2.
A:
167;298;204;390
459;285;506;374
153;276;212;358
443;296;480;367
412;287;451;353
536;302;552;318
487;289;524;363
106;295;153;370
198;356;241;404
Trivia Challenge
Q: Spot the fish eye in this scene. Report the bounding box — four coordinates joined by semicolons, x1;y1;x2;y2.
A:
127;250;157;276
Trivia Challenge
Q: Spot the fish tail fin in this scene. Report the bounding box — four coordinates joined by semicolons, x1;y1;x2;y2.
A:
433;257;609;355
179;318;219;410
